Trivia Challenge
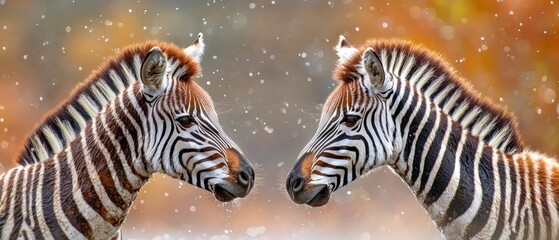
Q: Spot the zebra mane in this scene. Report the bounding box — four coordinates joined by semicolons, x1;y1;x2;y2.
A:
334;39;524;154
15;41;201;166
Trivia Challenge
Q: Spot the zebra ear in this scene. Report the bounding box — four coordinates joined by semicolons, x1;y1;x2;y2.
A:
184;33;205;62
141;46;167;95
335;35;357;63
363;48;386;90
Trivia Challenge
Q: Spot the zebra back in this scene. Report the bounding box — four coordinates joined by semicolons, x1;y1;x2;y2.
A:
334;39;524;154
15;41;200;165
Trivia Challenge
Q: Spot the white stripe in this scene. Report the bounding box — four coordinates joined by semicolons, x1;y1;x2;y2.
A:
419;114;452;200
1;168;20;236
52;155;84;238
35;163;54;238
79;129;124;217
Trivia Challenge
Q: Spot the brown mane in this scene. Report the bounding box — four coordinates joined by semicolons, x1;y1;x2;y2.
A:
334;39;524;154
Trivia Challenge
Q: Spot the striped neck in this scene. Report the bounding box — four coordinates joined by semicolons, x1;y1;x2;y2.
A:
33;85;150;239
388;77;504;236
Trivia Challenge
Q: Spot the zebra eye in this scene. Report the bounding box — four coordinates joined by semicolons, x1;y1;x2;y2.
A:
176;115;196;128
341;114;361;127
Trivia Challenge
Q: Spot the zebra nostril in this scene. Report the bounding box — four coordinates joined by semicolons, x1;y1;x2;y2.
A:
237;169;251;188
290;177;305;193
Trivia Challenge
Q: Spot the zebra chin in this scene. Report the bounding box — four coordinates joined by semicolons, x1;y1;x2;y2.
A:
213;181;252;202
288;183;331;207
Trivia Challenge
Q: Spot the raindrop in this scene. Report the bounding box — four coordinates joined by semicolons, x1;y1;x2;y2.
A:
65;26;71;33
249;2;256;9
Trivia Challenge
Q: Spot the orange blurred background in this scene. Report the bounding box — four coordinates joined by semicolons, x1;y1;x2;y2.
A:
0;1;557;239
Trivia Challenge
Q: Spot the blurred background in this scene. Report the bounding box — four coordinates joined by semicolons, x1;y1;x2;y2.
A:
0;0;558;239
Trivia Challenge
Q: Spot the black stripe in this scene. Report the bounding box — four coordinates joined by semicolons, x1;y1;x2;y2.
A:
8;169;24;239
392;81;410;118
41;161;68;239
417;113;448;196
440;135;478;227
465;146;495;238
490;153;507;240
402;95;426;177
410;103;436;185
424;121;460;207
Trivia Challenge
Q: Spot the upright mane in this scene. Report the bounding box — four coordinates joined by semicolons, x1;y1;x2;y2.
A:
16;41;201;165
335;39;524;154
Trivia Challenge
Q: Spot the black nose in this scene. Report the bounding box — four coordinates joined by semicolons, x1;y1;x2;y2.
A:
286;171;306;194
237;164;254;188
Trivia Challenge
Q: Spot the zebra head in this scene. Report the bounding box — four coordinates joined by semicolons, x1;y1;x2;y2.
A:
286;36;401;207
138;34;254;202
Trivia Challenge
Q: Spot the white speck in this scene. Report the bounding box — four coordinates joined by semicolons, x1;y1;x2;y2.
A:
537;108;542;115
39;97;43;101
206;81;211;85
104;20;113;26
249;2;256;9
277;162;284;167
382;22;388;28
212;55;217;59
271;0;275;4
264;126;274;133
128;9;133;13
355;27;360;31
164;192;169;197
246;226;266;237
190;206;196;212
1;141;8;149
509;10;514;15
2;46;5;51
65;26;71;33
347;190;352;195
78;66;83;71
23;55;28;60
249;72;253;77
301;52;307;58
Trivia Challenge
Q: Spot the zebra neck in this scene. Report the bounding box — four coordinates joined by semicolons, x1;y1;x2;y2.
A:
390;95;508;236
45;89;150;237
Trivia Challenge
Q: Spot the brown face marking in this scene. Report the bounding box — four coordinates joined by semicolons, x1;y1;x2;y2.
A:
225;148;241;174
299;152;317;179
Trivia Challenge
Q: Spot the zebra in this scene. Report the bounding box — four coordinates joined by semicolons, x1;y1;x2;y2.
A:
0;34;255;239
286;36;559;239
